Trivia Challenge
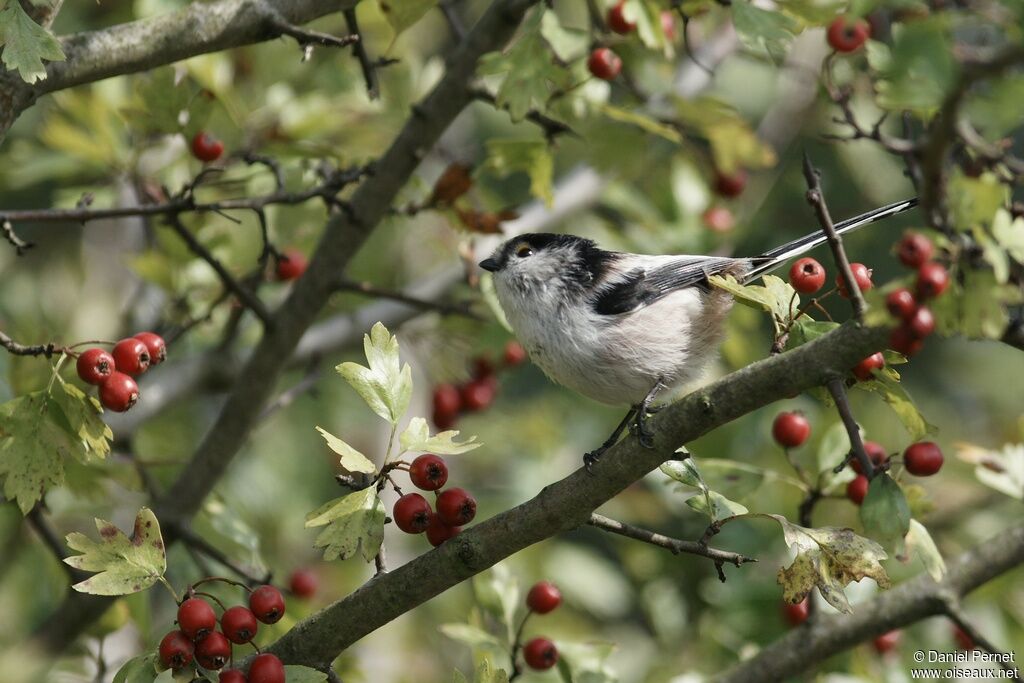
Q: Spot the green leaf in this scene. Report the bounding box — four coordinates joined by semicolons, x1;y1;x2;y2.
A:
473;659;509;683
672;96;776;173
472;564;520;642
600;104;682;144
905;518;946;581
539;10;587;61
686;490;749;521
873;18;958;114
64;508;167;595
283;665;329;683
767;514;891;614
958;442;1024;500
336;322;413;425
0;0;65;83
861;373;932;441
660;457;704;489
400;417;481;455
859;473;911;550
697;458;767;501
786;319;841;350
731;0;797;62
305;487;385;562
439;623;505;650
50;381;113;464
315;426;377;474
710;274;799;335
485;138;554;207
816;420;853;473
378;0;437;41
112;653;158;683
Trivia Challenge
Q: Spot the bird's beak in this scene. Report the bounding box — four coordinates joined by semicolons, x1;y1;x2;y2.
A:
479;258;499;273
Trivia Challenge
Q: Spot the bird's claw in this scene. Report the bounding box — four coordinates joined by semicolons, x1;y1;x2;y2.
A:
631;411;656;449
583;449;604;472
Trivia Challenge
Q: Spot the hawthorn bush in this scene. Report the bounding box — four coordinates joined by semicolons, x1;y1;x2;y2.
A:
0;1;1023;682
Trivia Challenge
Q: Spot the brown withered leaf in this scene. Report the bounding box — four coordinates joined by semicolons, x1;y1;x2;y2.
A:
455;207;519;235
429;162;474;206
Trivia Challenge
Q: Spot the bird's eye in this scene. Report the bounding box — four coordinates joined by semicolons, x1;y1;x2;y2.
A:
515;244;534;258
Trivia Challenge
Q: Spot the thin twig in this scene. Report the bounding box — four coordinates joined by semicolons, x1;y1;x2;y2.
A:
26;507;87;582
827;378;875;479
944;602;1022;680
173;524;270;586
270;18;360;49
335;279;482;319
374;543;388;575
257;360;323;421
344;8;379;100
2;219;34;255
0;330;62;358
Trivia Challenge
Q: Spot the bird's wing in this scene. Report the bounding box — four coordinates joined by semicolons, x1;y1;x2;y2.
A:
591;255;740;315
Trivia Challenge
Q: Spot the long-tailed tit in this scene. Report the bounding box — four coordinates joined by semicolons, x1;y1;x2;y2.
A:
479;198;918;466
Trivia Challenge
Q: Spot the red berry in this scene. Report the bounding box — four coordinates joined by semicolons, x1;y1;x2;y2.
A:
852;352;885;381
393;493;433;534
460;379;496;412
847;475;869;505
897;232;933;268
953;624;975;650
99;372;140;412
76;348;116;385
523;637;559;671
275;248;307;281
195;630;231;670
433;406;457;430
661;10;677;41
220;671;247;683
873;630;901;654
713;169;748;198
409;454;449;491
827;16;870;52
221;605;258;644
248;585;286;624
288;568;318;599
885;288;917;320
472;355;495;379
837;263;873;298
889;326;924;357
159;630;195;670
437;487;477;527
112;338;151;376
916;262;949;299
904;441;943;476
191;131;224;162
177;597;217;640
906;306;935;338
587;47;622;80
851;441;889;474
789;257;826;294
606;1;636;34
248;653;285;683
432;383;461;428
782;599;809;626
133;332;167;365
702;206;735;233
526;581;562;614
772;412;810;448
503;340;527;366
426;514;461;547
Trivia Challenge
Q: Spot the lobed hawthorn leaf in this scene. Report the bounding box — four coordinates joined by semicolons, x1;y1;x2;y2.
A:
112;653;158;683
400;417;481;455
859;473;911;551
64;508;167;596
710;274;799;336
439;623;505;652
316;426;377;474
283;665;329;683
378;0;437;43
337;322;413;425
904;518;946;582
0;0;65;84
472;564;520;643
861;373;934;441
731;0;797;63
600;104;682;144
305;487;385;562
556;641;617;683
485;138;554;207
958;442;1024;501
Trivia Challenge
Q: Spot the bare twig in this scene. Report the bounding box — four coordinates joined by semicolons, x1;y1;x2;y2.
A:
0;330;61;358
344;8;379;100
26;507;87;583
944;603;1022;679
471;88;576;141
335;279;482;320
257;360;323;421
270;18;359;49
173;524;270;586
2;219;34;255
827;378;875;479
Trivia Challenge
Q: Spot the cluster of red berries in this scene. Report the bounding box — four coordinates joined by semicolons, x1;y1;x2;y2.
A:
191;131;225;163
586;3;677;81
159;585;287;682
275;248;308;281
432;341;527;430
700;169;749;231
393;454;477;546
75;332;167;412
827;15;871;53
886;232;947;357
521;581;563;671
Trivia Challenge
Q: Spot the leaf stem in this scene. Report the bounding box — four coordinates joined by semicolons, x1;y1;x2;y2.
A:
158;576;181;604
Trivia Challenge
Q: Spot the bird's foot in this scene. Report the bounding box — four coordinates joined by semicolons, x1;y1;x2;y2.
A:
630;409;656;449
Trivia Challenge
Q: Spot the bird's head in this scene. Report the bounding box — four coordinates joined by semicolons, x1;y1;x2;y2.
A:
479;233;614;296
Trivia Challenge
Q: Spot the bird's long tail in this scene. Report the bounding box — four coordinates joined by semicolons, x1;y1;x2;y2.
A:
740;197;919;284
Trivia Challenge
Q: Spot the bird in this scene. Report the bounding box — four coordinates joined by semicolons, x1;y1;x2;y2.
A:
479;197;918;466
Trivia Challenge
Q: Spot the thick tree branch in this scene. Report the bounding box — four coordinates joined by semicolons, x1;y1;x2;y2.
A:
714;523;1024;683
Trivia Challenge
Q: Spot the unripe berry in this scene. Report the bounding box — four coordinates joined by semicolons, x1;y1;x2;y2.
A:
702;206;735;232
851;441;889;474
289;568;318;599
713;169;748;198
873;630;901;654
275;249;307;281
436;487;477;526
177;597;217;640
782;598;809;626
836;263;873;298
906;306;935;338
772;412;810;448
852;352;885;381
248;585;286;624
897;232;933;268
221;605;258;644
916;262;949;299
827;16;870;52
219;671;247;683
523;637;559;671
503;340;527;366
133;332;167;365
195;630;231;670
393;493;433;534
191;131;225;162
426;514;461;546
847;475;869;505
76;348;116;385
904;441;943;476
409;454;449;491
606;1;636;34
789;257;826;294
885;288;917;320
460;379;496;412
112;338;151;376
99;372;140;412
159;630;194;670
248;653;285;683
526;581;562;614
587;47;622;80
